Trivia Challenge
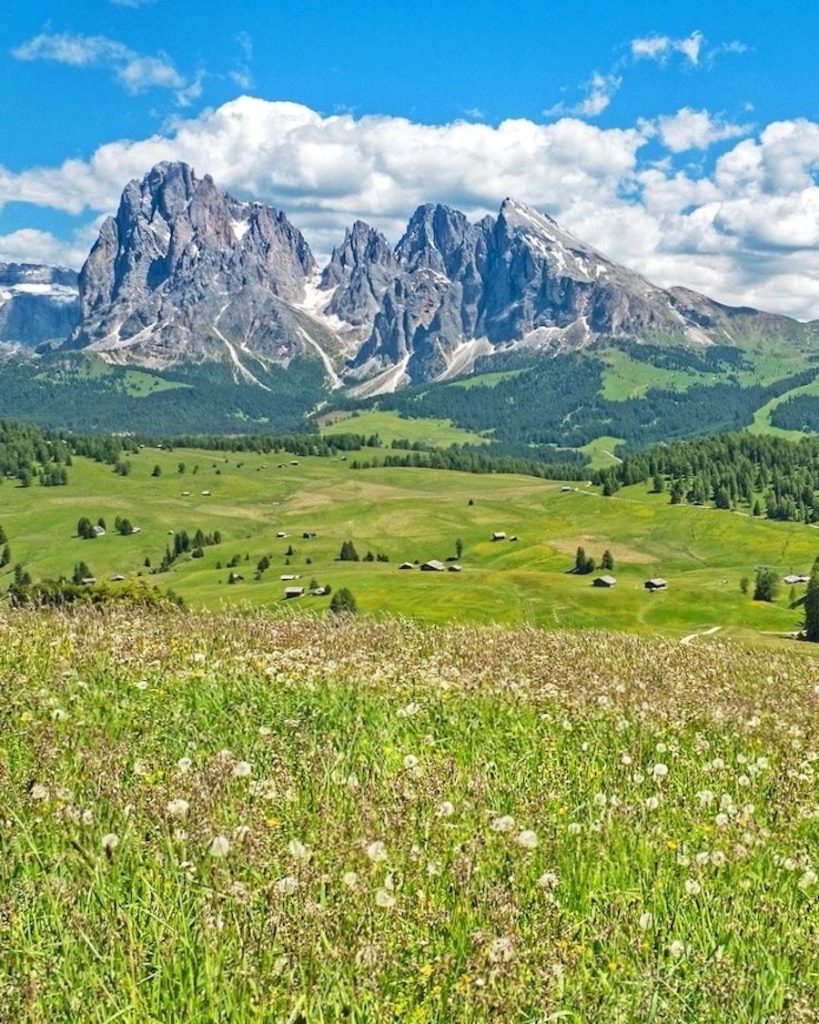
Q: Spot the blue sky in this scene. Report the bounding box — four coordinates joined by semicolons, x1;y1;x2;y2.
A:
1;0;819;316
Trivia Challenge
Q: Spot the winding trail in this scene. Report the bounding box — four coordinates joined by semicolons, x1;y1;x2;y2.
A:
680;625;722;646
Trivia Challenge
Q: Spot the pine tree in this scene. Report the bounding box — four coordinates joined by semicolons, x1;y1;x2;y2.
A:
330;588;357;614
803;558;819;642
601;549;614;571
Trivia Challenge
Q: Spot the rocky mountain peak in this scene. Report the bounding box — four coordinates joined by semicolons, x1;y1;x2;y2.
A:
395;203;478;275
69;161;318;372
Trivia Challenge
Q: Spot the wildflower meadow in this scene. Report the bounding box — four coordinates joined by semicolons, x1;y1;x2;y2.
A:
2;608;819;1022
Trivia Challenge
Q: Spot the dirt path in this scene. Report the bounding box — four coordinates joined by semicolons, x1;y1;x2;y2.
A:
680;625;722;645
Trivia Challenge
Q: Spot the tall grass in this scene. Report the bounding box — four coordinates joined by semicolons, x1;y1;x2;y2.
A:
2;609;818;1022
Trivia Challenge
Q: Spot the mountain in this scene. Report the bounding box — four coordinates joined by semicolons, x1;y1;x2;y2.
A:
0;263;79;349
67;161;346;389
35;161;819;401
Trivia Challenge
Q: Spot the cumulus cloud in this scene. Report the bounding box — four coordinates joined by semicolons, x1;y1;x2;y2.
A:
0;224;100;269
1;98;819;317
656;108;752;152
12;32;196;105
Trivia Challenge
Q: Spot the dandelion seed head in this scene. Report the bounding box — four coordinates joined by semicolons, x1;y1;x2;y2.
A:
287;839;311;862
366;841;388;863
490;815;516;833
101;832;119;854
209;835;230;858
488;936;515;964
375;888;396;908
166;798;190;820
516;829;538;850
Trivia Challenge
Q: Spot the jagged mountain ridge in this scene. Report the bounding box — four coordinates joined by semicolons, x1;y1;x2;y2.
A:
0;263;80;349
52;162;816;393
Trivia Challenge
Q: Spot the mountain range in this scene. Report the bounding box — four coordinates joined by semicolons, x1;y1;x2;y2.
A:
3;160;813;397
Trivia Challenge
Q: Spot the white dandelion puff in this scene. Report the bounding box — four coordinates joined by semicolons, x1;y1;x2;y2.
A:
166;798;190;820
490;815;516;833
375;888;396;909
366;841;388;863
209;835;230;858
516;829;538;850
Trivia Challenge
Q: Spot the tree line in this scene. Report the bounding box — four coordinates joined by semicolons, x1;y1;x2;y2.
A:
593;432;819;524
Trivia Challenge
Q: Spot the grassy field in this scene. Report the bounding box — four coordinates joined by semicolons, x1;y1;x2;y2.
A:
577;435;625;469
320;409;488;447
3;609;818;1022
749;371;819;438
1;443;819;643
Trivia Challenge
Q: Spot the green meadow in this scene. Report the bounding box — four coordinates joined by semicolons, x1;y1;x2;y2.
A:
2;441;819;644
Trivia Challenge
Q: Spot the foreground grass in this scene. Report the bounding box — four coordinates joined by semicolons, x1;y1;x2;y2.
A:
2;609;818;1022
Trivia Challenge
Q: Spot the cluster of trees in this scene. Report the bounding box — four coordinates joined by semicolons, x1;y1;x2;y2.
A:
597;433;819;524
72;561;94;584
77;517;105;540
353;448;586;481
338;540;360;562
0;419;74;488
336;541;388;563
8;576;184;609
573;547;614;575
156;528;222;572
771;395;819;433
155;432;369;456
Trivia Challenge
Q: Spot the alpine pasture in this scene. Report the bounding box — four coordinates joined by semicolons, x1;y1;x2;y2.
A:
0;440;818;642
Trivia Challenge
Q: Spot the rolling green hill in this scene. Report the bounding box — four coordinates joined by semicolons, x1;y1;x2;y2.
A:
2;436;819;645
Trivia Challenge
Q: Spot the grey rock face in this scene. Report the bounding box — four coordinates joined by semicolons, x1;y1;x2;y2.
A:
350;198;712;385
64;164;803;394
0;264;79;348
320;221;396;327
69;161;317;375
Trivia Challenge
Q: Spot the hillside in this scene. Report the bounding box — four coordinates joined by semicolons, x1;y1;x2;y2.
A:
3;608;818;1021
4;433;819;642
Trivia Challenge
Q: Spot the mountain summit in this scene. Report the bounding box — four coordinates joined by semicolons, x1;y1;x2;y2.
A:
59;162;803;393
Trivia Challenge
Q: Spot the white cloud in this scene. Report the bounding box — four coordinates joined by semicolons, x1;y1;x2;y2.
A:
631;30;747;69
0;223;100;269
12;32;196;105
631;30;706;66
545;72;622;118
657;108;751;152
1;98;819;318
